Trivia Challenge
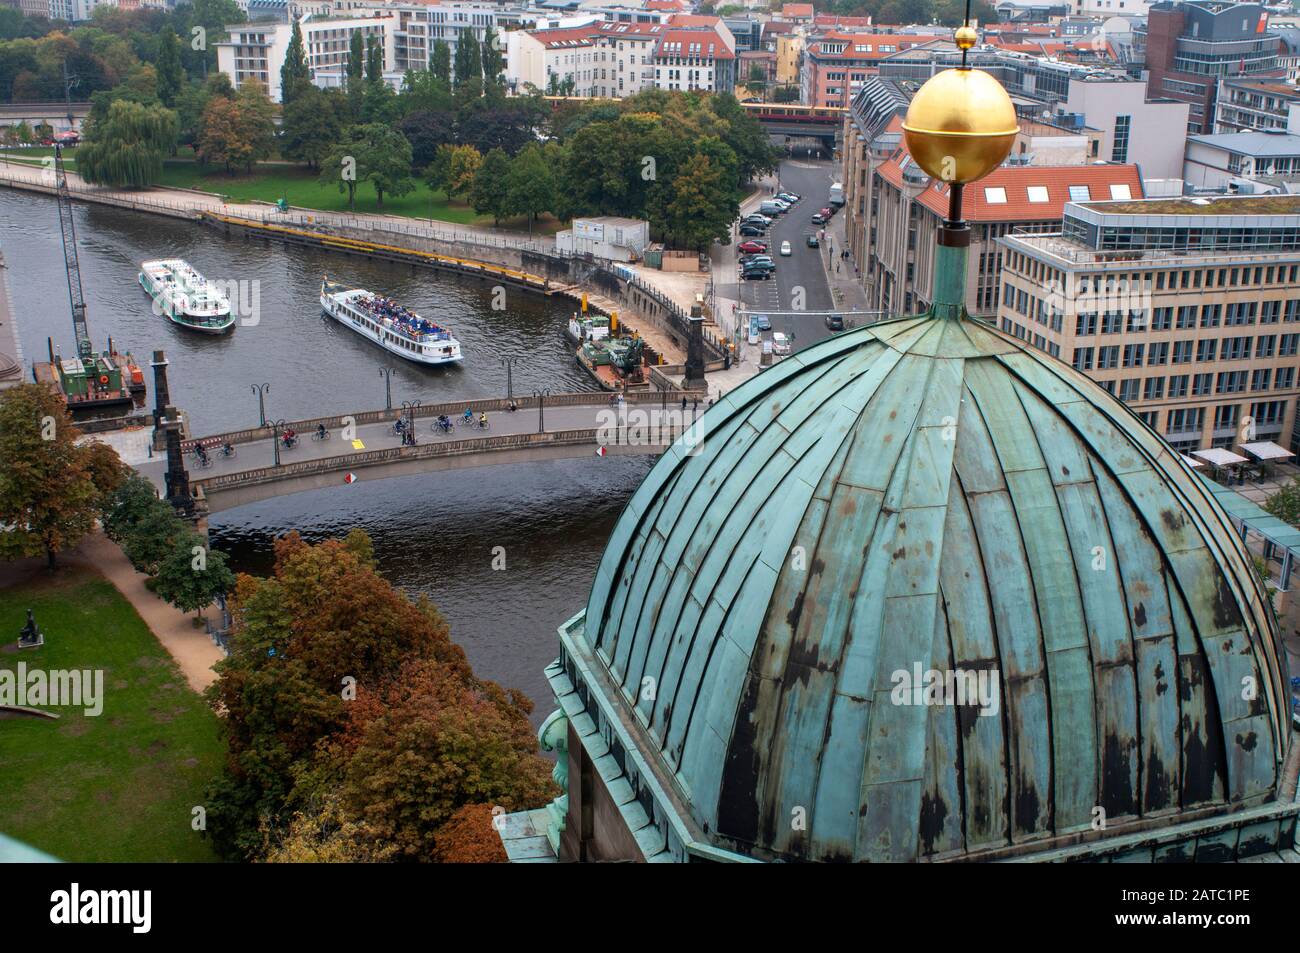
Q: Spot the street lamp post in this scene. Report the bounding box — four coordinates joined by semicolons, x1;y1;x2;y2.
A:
499;357;517;403
270;418;286;467
401;400;421;446
251;382;270;427
379;366;394;410
532;388;551;434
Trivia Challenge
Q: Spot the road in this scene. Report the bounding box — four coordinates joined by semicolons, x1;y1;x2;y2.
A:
725;158;840;352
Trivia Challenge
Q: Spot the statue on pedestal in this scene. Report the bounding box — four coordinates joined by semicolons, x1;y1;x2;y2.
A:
17;609;44;649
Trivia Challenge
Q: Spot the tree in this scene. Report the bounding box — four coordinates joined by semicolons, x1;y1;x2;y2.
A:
505;142;555;234
398;108;454;170
649;151;734;251
280;85;344;171
432;804;508;862
430;40;451;85
346;29;364;88
197;94;249;173
426;142;480;200
1265;478;1300;528
452;27;480;100
101;472;164;544
746;62;768;101
0;384;119;569
399;67;452;116
280;18;311;105
76;98;178;188
365;33;382;84
234;77;275;172
155;27;184;107
319;123;415;209
201;531;478;860
335;656;555;862
481;26;504;100
120;501;186;575
152;530;236;619
470;146;513;225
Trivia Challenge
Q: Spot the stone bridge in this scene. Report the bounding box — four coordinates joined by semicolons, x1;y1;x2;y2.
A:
144;391;710;515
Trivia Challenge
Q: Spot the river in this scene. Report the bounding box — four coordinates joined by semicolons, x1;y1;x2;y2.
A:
1;186;650;715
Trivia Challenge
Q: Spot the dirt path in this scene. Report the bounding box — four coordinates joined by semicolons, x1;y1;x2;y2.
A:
0;532;224;693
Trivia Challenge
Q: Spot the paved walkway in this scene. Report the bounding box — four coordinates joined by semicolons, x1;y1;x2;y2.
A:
0;531;223;694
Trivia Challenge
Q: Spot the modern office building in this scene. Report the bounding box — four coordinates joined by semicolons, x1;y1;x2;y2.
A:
1139;0;1285;134
997;194;1300;454
1060;76;1191;179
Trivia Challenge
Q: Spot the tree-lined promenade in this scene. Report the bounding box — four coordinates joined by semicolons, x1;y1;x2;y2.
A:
1;5;778;249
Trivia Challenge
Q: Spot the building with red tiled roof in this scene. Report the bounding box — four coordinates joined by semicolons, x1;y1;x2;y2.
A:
643;0;689;11
779;3;814;20
652;24;737;92
801;32;946;107
845;125;1142;318
508;20;667;98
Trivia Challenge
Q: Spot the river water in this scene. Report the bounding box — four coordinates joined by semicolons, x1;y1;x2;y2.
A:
1;187;650;715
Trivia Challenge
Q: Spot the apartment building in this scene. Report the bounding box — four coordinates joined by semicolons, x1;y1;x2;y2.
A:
1215;76;1300;133
801;31;945;108
996;194;1300;453
507;20;662;97
217;15;394;101
651;23;736;93
1139;0;1284;134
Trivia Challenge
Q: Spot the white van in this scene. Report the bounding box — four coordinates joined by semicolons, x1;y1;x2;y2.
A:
759;200;786;216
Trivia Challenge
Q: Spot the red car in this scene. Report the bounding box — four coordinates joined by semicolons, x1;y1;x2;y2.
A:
737;240;768;254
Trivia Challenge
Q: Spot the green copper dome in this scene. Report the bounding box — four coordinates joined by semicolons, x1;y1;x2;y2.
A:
582;313;1290;862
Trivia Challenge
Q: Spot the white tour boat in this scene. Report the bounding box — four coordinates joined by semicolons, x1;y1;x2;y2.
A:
320;279;463;365
138;259;234;333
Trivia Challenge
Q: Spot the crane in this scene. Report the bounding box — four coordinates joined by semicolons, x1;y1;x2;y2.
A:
53;143;94;363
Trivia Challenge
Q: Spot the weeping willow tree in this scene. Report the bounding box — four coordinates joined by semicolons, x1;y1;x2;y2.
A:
77;100;179;189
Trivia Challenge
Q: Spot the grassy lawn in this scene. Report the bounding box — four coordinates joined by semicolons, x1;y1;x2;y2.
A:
0;567;223;862
0;150;565;232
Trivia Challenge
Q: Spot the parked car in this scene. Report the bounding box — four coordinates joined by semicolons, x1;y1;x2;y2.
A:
737;240;768;254
739;224;766;237
741;255;774;268
755;315;772;332
806;234;820;248
825;313;844;331
741;266;774;280
744;213;773;225
780;241;792;256
811;213;827;226
759;200;787;216
772;331;792;355
777;192;800;204
820;206;833;219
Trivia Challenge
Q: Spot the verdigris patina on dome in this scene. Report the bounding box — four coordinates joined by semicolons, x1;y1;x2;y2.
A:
579;312;1290;862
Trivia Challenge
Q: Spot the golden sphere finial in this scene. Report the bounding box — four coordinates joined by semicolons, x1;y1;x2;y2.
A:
901;68;1018;185
955;25;978;50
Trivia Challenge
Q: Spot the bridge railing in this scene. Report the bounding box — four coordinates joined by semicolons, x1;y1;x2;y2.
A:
192;423;696;492
183;389;701;451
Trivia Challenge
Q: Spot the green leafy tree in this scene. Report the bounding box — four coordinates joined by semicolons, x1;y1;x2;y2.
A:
430;39;451;85
0;384;120;569
1265;478;1300;528
319;123;415;209
470;146;513;225
120;501;187;576
365;33;382;84
481;26;504;100
505;142;555;234
399;66;452;115
452;27;481;100
152;531;236;620
77;98;178;188
101;472;164;543
155;27;184;107
649;151;734;251
346;30;364;88
280;18;311;105
280;85;344;170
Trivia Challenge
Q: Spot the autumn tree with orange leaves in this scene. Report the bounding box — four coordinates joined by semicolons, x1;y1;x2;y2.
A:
202;529;554;862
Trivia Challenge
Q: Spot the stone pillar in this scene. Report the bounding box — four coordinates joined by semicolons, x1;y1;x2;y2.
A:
150;350;171;428
685;314;705;385
162;405;192;515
